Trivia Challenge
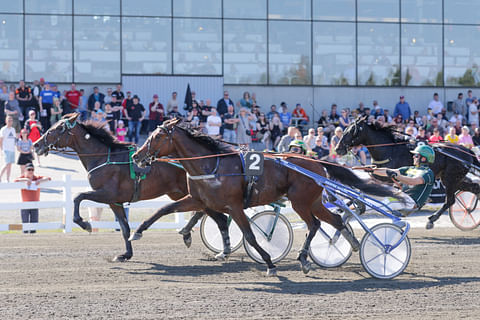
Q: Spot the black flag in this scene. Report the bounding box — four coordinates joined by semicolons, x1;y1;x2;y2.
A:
184;83;192;111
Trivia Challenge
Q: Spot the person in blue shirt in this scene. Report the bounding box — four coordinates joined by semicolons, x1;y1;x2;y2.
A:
39;82;56;130
279;102;292;131
394;95;411;121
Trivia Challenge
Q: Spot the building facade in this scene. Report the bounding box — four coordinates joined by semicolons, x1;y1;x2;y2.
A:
1;0;479;118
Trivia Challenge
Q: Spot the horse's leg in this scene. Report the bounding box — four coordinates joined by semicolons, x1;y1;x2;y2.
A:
204;208;231;260
310;197;360;251
229;206;276;276
427;174;463;229
73;190;112;232
130;195;204;241
290;201;320;274
109;204;132;262
178;211;204;248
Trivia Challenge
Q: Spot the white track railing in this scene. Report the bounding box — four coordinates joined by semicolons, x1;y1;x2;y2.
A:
0;175;186;233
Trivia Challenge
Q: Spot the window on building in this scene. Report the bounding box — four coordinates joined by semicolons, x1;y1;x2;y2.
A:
401;0;442;23
268;0;311;20
26;0;72;14
122;0;171;17
313;0;355;21
0;0;23;13
173;0;221;18
0;14;23;81
358;0;399;22
223;0;266;19
444;0;480;24
73;0;119;15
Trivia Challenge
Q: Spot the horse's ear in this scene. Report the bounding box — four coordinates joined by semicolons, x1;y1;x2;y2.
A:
68;112;80;123
165;117;181;129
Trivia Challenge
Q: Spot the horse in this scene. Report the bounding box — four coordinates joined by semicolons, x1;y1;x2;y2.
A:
33;113;232;262
129;118;402;276
335;116;480;229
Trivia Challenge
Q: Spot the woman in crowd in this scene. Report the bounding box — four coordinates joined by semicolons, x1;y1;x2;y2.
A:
329;127;343;161
240;91;253;109
16;129;34;175
303;128;316;151
459;126;474;149
269;114;283;150
256;113;271;150
236;107;254;147
339;109;350;130
50;97;63;126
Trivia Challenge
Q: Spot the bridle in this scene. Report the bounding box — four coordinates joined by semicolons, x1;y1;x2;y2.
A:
341;119;364;150
143;125;174;164
41;119;77;153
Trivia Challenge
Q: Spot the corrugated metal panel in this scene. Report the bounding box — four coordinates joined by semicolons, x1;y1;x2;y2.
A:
122;75;224;114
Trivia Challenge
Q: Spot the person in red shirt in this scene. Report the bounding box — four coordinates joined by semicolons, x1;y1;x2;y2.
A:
14;163;51;233
292;103;309;131
65;83;81;111
148;94;165;134
428;128;443;143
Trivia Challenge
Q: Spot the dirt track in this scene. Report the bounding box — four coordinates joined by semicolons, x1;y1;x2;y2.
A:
2;228;480;319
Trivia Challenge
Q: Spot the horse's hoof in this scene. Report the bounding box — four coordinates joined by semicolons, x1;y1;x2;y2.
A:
128;232;142;241
266;267;278;277
301;261;312;274
112;255;131;262
214;252;229;261
183;233;192;248
426;221;434;230
84;222;92;233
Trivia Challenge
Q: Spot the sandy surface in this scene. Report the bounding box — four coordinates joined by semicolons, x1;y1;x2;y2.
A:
1;228;480;319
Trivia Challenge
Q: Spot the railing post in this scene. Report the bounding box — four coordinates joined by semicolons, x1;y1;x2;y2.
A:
63;175;73;233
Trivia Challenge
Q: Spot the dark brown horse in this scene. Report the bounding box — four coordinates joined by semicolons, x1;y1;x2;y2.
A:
130;119;402;276
33;113;231;261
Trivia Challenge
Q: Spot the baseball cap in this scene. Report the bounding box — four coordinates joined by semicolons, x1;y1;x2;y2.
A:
133;95;140;100
39;77;45;82
127;91;132;95
153;94;158;99
26;163;34;169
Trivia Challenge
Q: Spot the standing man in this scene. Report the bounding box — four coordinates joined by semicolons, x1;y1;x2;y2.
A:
113;84;125;103
0;116;16;182
452;92;466;123
216;91;234;119
394;95;411;121
65;83;81;113
126;95;145;144
38;82;55;130
15;80;32;122
222;104;238;143
14;163;51;234
148;94;164;134
428;93;444;116
167;91;178;113
87;86;105;113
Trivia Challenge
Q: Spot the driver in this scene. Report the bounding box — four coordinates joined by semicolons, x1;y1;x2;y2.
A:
368;145;435;213
288;140;307;155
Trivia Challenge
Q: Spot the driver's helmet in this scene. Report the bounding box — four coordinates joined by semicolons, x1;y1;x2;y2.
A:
288;140;307;155
411;145;435;164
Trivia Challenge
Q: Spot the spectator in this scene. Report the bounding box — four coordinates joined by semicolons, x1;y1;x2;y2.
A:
186;107;201;130
452;119;462;135
78;89;88;121
429;128;443;143
240;91;253;109
222;105;238;144
339;109;350;129
312;128;329;158
292;103;309;129
468;97;479;126
104;104;115;133
356;102;366;115
327;104;340;127
166;91;178;113
87;86;105;114
453;93;466;121
277;126;297;152
473;127;480;146
16;129;34;175
416;126;428;143
413;110;423;126
15;80;32;120
427;118;444;137
445;127;459;144
116;120;127;142
256;113;271;149
205;107;222;139
303;128;316;151
24;110;42;166
266;104;279;122
459;126;474;149
122;91;134;120
65;83;81;112
199;99;212;128
38;82;55;130
236;107;253;147
372;100;384;116
104;88;113;105
318;110;334;138
329;127;343;161
148;94;164;134
167;105;183;119
110;94;123;129
14;163;51;233
466;90;475;107
50;97;63;126
449;110;463;126
269;114;283;150
113;84;125;103
31;80;42;113
0;116;16;182
279;102;292;131
4;91;22;133
405;120;418;136
217;91;234;119
126;95;145;144
394;96;411;121
428;93;443;116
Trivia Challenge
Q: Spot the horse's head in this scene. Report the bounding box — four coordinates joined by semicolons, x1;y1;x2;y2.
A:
132;118;181;168
34;113;80;156
336;115;369;156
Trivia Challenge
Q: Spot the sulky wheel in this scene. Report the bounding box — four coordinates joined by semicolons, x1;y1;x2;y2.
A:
200;215;243;254
308;222;353;268
243;210;294;264
449;191;480;231
360;223;411;279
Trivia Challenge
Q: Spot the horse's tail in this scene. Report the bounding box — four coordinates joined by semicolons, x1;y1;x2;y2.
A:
321;161;403;200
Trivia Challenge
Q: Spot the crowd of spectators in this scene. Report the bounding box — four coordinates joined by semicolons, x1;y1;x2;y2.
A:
3;78;480;181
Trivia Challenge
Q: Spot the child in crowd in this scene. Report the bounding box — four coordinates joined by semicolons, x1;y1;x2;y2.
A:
17;129;34;175
104;104;115;133
116;120;127;141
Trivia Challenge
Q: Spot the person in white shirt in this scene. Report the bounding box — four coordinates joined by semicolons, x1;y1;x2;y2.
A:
0;116;17;182
449;111;463;125
469;98;479;126
206;107;222;138
428;93;444;115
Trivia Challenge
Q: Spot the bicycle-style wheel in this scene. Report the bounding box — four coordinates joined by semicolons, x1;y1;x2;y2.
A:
449;191;480;231
360;223;411;279
243;210;293;264
200;215;243;254
309;222;353;268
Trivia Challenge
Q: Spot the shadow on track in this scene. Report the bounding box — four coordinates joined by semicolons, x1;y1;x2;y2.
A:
415;236;480;246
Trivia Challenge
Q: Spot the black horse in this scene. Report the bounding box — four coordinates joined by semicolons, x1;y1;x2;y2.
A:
336;116;480;229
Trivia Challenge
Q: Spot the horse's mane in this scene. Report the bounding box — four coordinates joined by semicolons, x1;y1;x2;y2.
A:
79;120;132;150
175;123;235;154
